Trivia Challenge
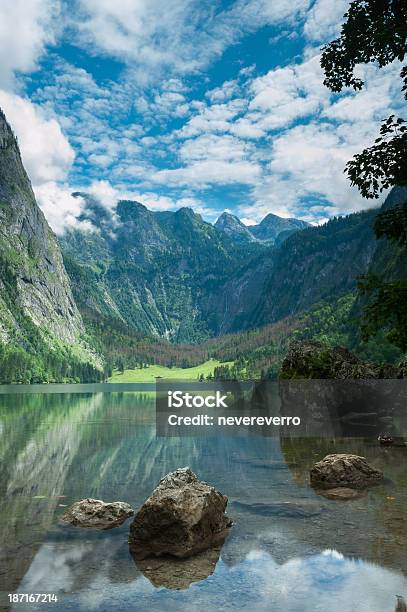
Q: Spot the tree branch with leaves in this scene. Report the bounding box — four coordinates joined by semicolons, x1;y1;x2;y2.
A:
321;0;407;356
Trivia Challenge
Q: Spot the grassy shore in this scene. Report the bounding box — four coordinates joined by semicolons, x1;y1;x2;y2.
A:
107;359;231;383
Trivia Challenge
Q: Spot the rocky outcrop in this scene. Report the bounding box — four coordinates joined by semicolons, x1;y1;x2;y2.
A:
310;454;384;490
62;498;134;529
280;341;402;379
129;467;232;558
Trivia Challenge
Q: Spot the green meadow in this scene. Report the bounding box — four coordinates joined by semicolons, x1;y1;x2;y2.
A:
107;359;231;383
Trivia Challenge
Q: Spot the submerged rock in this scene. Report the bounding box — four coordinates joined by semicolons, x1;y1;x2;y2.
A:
310;454;383;489
129;467;232;559
61;498;134;529
317;487;367;501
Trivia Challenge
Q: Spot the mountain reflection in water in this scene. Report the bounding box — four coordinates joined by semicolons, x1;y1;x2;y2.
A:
0;388;406;611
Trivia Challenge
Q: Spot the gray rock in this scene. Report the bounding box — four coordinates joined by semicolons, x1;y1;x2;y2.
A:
61;498;134;529
310;454;383;489
129;467;232;558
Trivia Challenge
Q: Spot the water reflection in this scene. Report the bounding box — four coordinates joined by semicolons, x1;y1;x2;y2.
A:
132;546;223;589
0;390;406;611
15;546;407;612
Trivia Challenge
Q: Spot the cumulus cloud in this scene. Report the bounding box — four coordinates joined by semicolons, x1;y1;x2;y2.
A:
303;0;349;43
73;0;311;82
0;90;74;185
247;55;329;132
179;134;252;163
0;0;59;87
1;0;401;231
153;160;261;188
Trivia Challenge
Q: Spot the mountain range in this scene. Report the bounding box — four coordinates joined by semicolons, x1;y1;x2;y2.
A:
60;194;379;342
0;107;405;382
214;211;309;244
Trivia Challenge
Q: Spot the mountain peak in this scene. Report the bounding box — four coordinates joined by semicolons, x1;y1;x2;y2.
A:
251;212;309;242
116;199;149;221
0;107;17;150
176;206;196;217
215;211;255;243
174;207;205;226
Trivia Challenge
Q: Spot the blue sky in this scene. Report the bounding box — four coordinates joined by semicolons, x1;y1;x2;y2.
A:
0;0;404;233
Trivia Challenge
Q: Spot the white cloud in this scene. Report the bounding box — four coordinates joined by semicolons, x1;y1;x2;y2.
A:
35;182;93;234
87;180;119;209
323;61;404;123
153;160;261;188
0;90;74;184
179;134;252;163
206;80;240;103
73;0;311;82
247;55;329;131
0;0;59;87
239;117;379;223
303;0;349;43
1;0;400;231
177;99;247;139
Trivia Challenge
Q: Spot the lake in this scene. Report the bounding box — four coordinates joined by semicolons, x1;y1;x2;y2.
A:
0;388;406;611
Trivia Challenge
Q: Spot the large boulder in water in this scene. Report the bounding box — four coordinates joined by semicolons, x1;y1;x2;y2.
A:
62;498;134;529
310;454;383;489
129;467;232;558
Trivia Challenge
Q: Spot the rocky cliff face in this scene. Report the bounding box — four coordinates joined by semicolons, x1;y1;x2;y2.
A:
0;109;84;346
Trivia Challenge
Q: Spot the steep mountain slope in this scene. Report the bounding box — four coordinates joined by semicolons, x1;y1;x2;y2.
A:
210;208;378;334
0;109;101;382
61;196;265;342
